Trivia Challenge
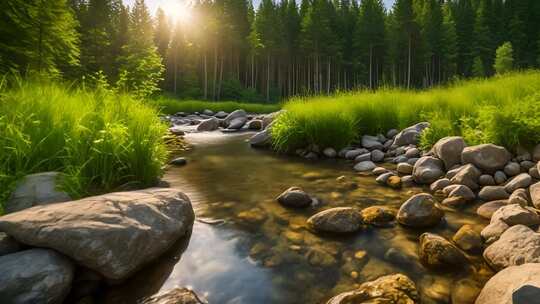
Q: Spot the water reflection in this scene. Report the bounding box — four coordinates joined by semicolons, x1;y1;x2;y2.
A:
109;131;492;303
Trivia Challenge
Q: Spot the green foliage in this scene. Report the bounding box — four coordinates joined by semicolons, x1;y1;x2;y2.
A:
151;97;281;115
472;56;485;77
117;0;164;97
0;76;167;206
494;42;514;74
0;0;80;75
273;71;540;151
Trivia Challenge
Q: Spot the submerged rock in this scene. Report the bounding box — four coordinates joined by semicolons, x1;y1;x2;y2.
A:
461;144;511;173
419;233;467;269
142;287;206;304
276;187;312;208
397;193;444;228
360;206;396;227
452;224;483;253
0;188;194;281
169;157;187;166
326;273;419;304
307;207;363;233
0;249;74;304
6;172;71;213
476;263;540;304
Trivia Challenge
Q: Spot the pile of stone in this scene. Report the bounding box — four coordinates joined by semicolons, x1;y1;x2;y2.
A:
165;109;276;134
0;173;196;304
268;120;540;304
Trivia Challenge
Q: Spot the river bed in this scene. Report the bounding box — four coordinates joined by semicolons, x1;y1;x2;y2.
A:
104;131;492;304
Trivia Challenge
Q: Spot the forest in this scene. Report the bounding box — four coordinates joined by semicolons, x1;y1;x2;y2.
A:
1;0;540;102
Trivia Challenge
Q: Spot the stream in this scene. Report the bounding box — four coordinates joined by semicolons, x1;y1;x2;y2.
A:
103;131;493;304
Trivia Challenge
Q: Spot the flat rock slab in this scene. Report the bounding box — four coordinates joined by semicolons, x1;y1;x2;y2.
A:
0;249;74;304
0;188;194;281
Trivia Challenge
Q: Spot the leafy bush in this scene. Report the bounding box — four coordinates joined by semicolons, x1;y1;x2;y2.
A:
0;76;168;206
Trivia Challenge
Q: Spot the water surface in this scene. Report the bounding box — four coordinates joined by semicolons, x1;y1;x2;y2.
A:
106;131;492;304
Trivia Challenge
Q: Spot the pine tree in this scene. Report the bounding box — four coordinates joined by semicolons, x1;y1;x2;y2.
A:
494;42;514;74
474;0;494;75
472;56;484;77
118;0;164;97
441;2;458;80
354;0;386;89
154;8;171;60
454;0;475;77
0;0;80;74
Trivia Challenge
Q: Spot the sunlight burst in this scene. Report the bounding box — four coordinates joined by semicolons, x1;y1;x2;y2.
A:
162;0;192;24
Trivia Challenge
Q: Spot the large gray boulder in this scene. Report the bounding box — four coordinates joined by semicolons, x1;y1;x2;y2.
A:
450;164;482;190
419;233;467;269
531;182;540;209
476;263;540;304
392;122;430;147
326;274;419;304
196;117;220;131
461;144;512;173
412;156;445;184
0;188;194;281
397;193;444;228
307;207;363;233
483;225;540;270
0;249;74;304
6;172;71;213
142;288;206;304
432;136;466;170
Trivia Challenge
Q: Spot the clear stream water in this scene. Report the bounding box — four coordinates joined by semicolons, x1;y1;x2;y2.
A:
103;131;492;304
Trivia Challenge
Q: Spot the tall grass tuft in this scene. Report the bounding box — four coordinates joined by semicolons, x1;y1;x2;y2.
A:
272;71;540;152
151;96;281;115
0;77;168;207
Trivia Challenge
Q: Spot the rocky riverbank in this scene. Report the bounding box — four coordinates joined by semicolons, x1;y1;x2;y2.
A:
243;109;540;303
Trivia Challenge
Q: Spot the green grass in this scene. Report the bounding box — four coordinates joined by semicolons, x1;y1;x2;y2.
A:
0;77;168;208
271;71;540;152
151;96;281;115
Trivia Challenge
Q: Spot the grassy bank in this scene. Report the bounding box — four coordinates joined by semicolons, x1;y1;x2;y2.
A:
152;96;281;115
271;71;540;152
0;78;168;209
